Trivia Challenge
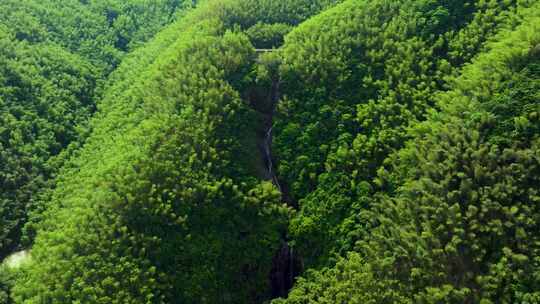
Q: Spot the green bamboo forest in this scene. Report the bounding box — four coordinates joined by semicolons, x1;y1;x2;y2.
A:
0;0;539;303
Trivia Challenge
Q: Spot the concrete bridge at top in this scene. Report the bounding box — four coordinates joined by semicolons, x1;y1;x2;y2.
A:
255;49;279;53
255;49;277;53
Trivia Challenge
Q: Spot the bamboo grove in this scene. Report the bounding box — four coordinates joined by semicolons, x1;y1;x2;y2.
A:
1;0;539;303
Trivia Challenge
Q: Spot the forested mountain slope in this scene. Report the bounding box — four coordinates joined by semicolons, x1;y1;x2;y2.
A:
1;0;539;303
0;0;193;72
276;2;540;302
0;0;192;263
275;0;536;268
3;1;339;303
0;1;192;301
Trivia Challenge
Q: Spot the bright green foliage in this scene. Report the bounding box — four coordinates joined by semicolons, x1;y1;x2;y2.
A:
0;0;191;260
0;1;191;297
0;28;97;259
273;0;536;268
87;0;195;52
246;23;293;49
276;9;540;303
0;0;192;72
13;27;285;304
2;0;540;303
210;0;342;29
9;1;338;303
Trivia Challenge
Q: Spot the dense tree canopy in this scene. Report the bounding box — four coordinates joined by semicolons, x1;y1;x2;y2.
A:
274;0;536;268
0;0;194;71
1;0;539;303
0;0;190;278
275;8;540;302
0;27;97;260
3;0;339;303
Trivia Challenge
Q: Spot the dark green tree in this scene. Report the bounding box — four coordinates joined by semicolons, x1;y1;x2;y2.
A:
273;0;535;268
276;10;540;303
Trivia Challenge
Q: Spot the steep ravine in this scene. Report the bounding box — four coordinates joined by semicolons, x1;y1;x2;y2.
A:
243;54;302;298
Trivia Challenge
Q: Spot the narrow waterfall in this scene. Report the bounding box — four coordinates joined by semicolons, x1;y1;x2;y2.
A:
270;241;301;298
244;55;302;300
263;126;282;192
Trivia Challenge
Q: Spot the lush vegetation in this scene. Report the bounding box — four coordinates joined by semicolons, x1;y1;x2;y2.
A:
275;0;535;268
275;4;540;302
0;0;193;261
1;0;539;303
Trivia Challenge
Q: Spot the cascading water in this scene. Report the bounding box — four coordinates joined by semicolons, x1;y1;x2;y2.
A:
2;250;30;268
261;79;302;299
244;53;301;299
263;126;282;192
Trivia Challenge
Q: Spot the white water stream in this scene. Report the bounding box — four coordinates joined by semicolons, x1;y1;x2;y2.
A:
2;250;30;268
